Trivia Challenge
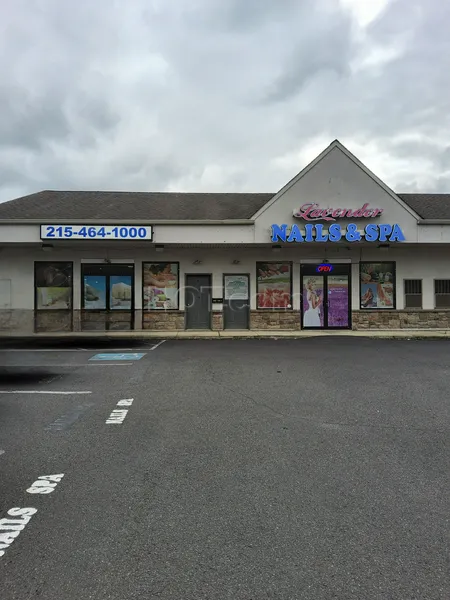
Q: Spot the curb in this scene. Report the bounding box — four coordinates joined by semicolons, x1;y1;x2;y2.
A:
1;331;450;341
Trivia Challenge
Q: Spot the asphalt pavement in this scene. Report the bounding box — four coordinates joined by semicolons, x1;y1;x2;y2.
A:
0;338;449;599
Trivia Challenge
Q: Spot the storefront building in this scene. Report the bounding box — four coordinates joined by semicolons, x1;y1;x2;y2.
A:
1;140;450;335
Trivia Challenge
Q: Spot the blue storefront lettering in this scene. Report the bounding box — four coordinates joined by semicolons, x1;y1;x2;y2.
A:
390;224;406;242
270;223;405;243
328;223;342;242
271;224;288;242
364;223;378;242
287;224;304;242
304;224;315;242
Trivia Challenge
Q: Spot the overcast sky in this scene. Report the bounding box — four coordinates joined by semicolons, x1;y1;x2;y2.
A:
0;0;449;202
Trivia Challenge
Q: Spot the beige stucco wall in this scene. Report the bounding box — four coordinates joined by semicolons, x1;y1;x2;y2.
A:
0;224;255;245
1;244;450;317
253;146;419;244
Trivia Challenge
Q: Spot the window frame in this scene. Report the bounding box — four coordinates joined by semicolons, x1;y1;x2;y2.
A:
256;261;293;310
433;278;450;309
359;261;396;310
404;278;423;309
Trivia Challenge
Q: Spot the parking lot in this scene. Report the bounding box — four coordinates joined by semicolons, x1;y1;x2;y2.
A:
0;338;449;599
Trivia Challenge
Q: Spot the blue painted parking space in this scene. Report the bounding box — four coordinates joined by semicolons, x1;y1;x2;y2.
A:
89;353;146;361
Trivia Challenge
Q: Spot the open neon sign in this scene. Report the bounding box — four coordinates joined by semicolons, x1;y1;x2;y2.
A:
316;264;333;273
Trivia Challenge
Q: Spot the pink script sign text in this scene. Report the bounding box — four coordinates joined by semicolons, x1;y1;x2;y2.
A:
293;203;384;222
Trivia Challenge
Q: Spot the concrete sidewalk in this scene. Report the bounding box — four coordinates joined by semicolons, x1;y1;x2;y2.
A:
1;329;450;339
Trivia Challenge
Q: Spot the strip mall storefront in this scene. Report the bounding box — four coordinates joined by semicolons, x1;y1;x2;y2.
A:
1;140;450;335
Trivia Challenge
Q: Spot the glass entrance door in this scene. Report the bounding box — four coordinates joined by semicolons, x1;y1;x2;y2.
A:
81;263;134;330
301;264;351;329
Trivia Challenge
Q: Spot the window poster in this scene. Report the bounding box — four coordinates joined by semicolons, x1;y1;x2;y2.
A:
360;262;395;309
83;276;107;309
35;262;72;309
302;276;324;327
143;263;179;309
257;262;292;308
110;275;133;310
224;275;249;300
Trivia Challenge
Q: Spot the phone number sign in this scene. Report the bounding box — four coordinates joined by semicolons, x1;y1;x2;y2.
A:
40;225;153;241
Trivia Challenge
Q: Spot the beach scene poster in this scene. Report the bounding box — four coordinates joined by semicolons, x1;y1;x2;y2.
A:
84;276;106;309
110;275;132;309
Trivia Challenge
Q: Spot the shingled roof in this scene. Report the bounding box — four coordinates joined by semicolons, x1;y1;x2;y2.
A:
0;190;274;221
397;194;450;220
0;189;449;221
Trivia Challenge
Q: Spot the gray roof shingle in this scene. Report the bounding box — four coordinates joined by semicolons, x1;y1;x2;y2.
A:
0;189;449;221
397;194;450;219
0;190;274;221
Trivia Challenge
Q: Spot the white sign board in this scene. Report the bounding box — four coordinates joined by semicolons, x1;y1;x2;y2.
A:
40;225;153;241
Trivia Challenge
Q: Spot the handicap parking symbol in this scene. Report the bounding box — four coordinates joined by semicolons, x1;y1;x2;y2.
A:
89;353;146;361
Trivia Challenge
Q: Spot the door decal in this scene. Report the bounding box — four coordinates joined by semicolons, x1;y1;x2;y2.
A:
327;276;349;327
302;276;324;328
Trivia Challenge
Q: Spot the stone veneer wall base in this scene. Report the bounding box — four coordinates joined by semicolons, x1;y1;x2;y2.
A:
2;309;450;334
352;310;450;329
212;312;224;331
250;310;300;330
143;311;185;330
0;309;35;334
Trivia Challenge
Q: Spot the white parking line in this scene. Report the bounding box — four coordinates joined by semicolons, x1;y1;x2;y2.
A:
0;390;92;395
151;340;166;351
0;363;133;367
2;347;160;352
2;348;138;352
87;363;134;366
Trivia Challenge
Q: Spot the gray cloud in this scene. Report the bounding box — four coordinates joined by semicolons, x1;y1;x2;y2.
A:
0;84;69;150
0;0;449;202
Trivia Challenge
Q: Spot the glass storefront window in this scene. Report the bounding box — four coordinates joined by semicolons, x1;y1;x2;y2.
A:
143;263;179;310
360;262;395;309
35;262;73;310
256;262;292;309
81;264;134;311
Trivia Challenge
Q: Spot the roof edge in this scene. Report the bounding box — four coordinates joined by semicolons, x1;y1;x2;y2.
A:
0;218;255;226
251;139;339;219
251;139;422;221
417;219;450;225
